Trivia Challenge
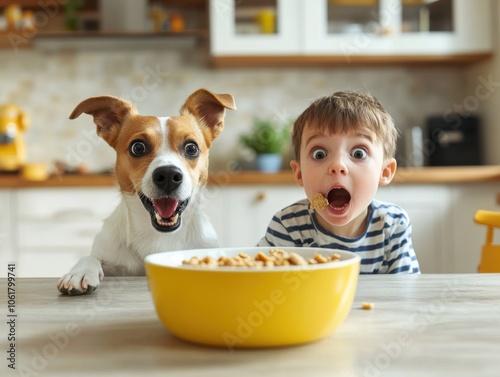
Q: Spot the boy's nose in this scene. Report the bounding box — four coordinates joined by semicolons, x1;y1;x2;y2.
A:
329;157;348;175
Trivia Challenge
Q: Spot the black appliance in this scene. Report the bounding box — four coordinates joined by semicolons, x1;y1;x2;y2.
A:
426;115;482;166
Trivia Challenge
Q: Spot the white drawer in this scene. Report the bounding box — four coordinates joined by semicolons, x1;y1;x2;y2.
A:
0;190;12;256
18;221;102;249
18;251;87;277
16;188;120;220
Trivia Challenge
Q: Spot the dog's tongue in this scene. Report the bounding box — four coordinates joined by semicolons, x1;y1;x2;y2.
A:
153;197;179;219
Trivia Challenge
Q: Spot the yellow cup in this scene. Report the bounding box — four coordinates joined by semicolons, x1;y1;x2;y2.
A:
22;163;48;181
255;9;275;34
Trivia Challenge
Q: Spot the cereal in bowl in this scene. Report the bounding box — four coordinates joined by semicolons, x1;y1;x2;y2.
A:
182;248;341;268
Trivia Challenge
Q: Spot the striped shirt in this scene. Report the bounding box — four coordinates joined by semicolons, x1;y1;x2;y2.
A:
257;198;420;274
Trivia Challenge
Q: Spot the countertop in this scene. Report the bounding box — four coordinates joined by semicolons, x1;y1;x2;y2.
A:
2;165;500;188
4;275;500;377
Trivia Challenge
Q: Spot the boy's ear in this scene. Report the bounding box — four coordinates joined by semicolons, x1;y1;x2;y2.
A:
379;158;397;186
290;160;304;187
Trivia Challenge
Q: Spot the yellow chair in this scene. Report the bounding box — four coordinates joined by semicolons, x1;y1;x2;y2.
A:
474;210;500;273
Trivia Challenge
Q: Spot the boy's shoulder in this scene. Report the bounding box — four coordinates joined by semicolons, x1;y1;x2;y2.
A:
371;198;411;225
275;198;311;219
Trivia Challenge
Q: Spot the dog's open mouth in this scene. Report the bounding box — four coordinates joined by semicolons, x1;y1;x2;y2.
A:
139;192;189;232
327;188;351;211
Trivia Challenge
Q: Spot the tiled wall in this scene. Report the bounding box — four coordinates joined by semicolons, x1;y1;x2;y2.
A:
0;44;470;173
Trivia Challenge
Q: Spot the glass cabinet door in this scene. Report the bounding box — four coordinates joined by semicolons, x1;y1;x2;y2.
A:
209;0;301;55
326;0;383;35
401;0;453;34
303;0;491;56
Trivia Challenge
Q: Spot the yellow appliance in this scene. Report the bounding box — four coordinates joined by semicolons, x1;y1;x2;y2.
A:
0;104;29;171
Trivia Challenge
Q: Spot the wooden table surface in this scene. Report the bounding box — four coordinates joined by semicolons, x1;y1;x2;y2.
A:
2;275;500;377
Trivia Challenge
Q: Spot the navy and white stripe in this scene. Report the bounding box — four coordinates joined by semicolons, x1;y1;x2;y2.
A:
257;199;421;274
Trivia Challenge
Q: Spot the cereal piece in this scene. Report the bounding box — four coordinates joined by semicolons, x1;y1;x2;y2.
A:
314;253;329;264
310;192;329;210
256;252;272;262
330;253;341;261
270;248;288;258
361;302;375;310
289;252;307;266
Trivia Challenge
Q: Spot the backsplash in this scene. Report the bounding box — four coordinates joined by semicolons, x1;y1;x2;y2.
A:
0;45;468;173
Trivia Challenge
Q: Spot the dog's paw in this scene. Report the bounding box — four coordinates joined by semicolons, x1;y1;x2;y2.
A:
57;256;104;296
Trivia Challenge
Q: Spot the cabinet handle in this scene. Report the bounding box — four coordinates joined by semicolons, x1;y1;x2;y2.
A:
255;192;266;202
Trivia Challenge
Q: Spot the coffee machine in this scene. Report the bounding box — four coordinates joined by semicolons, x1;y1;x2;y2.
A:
0;104;29;172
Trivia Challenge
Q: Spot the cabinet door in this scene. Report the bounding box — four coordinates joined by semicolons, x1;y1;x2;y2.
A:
205;186;305;247
0;190;13;277
15;188;120;277
303;0;491;56
209;0;302;55
227;186;305;247
376;185;451;273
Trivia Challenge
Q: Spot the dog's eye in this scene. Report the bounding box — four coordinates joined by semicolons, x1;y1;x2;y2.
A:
184;141;199;158
129;140;148;157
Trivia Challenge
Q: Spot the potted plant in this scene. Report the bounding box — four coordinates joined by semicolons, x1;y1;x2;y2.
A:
239;117;292;173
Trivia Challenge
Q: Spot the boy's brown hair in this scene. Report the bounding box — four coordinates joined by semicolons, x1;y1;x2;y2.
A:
292;91;398;161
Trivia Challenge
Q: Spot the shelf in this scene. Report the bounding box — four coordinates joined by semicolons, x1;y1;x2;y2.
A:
35;29;207;39
2;166;500;188
211;53;493;68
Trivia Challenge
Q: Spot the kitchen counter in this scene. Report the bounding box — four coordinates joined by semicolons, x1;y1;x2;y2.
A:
4;274;500;377
2;165;500;188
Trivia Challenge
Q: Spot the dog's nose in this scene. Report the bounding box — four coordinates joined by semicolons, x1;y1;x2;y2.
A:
152;166;183;193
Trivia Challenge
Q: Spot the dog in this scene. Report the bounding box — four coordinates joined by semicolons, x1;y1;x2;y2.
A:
57;88;236;295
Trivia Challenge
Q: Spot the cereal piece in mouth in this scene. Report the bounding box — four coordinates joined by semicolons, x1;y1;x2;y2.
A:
310;192;329;210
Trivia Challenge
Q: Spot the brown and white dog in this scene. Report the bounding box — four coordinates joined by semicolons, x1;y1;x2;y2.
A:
57;88;236;295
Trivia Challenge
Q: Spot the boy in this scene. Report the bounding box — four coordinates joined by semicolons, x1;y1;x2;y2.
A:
258;91;420;274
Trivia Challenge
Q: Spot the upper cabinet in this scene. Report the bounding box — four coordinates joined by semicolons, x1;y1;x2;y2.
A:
209;0;493;66
209;0;301;55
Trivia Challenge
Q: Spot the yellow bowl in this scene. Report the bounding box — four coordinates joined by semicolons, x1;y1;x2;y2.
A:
145;247;360;349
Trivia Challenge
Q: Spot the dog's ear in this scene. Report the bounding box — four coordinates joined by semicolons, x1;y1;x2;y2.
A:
180;88;236;145
69;96;137;148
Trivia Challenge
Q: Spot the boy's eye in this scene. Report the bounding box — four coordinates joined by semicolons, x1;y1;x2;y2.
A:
312;148;327;160
351;147;367;160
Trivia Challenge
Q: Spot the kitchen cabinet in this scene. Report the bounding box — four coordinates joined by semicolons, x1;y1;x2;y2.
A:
304;0;492;56
0;190;13;275
375;184;452;273
1;187;119;277
209;0;492;65
209;0;302;55
205;185;305;247
2;180;497;276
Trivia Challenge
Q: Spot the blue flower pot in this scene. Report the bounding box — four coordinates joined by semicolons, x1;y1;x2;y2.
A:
255;153;283;173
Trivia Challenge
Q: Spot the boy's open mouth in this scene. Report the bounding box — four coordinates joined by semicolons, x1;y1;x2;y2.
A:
327;188;351;211
139;192;189;232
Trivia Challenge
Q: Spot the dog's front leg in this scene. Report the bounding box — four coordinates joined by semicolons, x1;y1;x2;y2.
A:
57;256;104;295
